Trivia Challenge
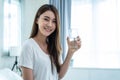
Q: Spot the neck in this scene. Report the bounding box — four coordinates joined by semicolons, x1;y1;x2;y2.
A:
33;32;49;54
35;32;47;45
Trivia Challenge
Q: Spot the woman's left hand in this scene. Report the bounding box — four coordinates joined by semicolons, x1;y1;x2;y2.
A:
67;36;81;54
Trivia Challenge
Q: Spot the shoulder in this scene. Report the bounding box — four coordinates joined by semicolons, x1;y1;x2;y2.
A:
20;38;35;57
22;38;34;47
21;38;34;51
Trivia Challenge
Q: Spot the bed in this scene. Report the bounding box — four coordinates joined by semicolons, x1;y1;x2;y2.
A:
0;68;23;80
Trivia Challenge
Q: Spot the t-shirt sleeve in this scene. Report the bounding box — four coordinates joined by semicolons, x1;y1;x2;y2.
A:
19;43;34;69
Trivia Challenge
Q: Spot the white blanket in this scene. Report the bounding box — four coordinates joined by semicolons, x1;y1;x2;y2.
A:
0;68;23;80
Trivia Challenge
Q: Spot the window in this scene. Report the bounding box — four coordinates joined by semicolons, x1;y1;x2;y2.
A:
71;0;120;68
4;0;21;52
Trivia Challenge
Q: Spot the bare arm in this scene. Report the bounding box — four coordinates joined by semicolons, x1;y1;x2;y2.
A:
21;66;33;80
59;50;73;79
59;36;81;79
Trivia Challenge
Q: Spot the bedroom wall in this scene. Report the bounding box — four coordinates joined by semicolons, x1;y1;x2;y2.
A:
0;0;4;68
21;0;49;43
0;0;49;69
62;68;120;80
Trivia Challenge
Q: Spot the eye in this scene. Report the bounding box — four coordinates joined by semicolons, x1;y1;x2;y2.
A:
44;18;49;21
52;20;56;24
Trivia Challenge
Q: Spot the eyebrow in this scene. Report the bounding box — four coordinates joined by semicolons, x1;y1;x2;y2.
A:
44;16;50;19
44;16;56;21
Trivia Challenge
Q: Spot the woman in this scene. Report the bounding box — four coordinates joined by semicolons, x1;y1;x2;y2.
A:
19;4;81;80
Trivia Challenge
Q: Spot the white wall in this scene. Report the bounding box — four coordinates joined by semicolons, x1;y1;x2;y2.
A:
0;0;4;68
21;0;49;43
0;0;3;44
0;0;49;69
62;68;120;80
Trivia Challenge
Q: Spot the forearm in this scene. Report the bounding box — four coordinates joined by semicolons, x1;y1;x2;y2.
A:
59;50;73;79
21;66;34;80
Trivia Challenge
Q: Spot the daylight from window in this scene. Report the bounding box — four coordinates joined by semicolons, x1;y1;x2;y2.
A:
4;0;21;52
71;0;120;68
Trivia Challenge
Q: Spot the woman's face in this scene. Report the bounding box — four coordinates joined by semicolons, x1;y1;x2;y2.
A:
36;10;56;37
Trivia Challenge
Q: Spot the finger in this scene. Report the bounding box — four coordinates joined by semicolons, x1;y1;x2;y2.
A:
77;36;80;41
76;41;81;44
78;42;82;48
67;36;70;44
77;36;79;38
76;40;81;47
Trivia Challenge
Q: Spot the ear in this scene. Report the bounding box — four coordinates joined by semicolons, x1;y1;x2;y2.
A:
36;18;39;24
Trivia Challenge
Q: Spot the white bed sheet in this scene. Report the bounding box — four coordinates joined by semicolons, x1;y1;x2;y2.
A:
0;68;23;80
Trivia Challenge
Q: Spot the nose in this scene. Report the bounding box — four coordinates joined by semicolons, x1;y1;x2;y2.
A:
48;21;53;27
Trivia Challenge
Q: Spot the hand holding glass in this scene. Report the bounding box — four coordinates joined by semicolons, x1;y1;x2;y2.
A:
69;29;79;49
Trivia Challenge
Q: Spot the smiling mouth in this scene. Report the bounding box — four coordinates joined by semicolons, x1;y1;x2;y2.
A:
44;26;52;32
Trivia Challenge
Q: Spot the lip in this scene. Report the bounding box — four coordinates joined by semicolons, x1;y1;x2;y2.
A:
44;27;52;32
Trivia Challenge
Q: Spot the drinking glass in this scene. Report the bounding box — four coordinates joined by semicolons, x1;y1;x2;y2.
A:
69;29;78;49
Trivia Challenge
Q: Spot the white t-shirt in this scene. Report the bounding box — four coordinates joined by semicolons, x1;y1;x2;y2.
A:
19;38;58;80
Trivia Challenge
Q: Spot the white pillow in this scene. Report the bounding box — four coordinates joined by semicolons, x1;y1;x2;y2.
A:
0;68;23;80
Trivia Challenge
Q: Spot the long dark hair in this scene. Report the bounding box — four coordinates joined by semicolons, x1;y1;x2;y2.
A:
29;4;62;73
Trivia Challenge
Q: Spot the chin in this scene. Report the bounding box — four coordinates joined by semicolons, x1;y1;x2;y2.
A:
44;31;53;37
44;33;51;37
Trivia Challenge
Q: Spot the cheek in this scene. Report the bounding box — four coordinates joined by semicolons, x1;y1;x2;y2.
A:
53;25;56;30
37;19;46;25
53;24;56;30
38;21;46;30
37;23;43;32
38;20;44;26
52;26;56;33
